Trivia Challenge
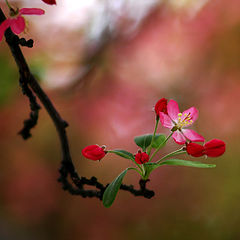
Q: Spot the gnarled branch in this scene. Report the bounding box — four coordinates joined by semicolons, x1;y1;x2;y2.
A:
0;8;154;201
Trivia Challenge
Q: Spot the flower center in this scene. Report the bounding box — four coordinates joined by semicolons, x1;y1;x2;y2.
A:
176;112;193;129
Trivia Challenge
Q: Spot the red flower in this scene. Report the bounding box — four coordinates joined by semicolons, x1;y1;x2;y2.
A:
41;0;56;5
155;98;168;117
82;145;106;161
135;151;149;164
186;142;205;157
0;8;45;41
186;139;225;158
204;139;226;157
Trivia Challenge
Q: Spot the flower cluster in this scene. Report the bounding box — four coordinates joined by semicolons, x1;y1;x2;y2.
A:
81;98;225;207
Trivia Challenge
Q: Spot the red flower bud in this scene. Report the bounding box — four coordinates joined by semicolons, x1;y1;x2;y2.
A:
186;142;205;157
41;0;56;5
186;139;226;158
135;151;149;164
82;145;106;161
204;139;225;157
155;98;168;117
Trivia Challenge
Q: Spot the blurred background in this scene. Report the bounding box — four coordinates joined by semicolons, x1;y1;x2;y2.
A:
0;0;240;239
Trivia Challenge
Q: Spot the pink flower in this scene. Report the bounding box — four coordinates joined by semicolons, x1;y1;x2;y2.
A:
82;145;106;161
135;151;149;164
186;139;226;157
154;98;168;118
0;8;45;41
160;99;204;144
41;0;56;5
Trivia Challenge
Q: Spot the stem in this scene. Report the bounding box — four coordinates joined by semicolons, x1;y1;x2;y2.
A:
107;150;143;174
156;148;186;164
5;0;11;10
128;167;142;176
149;132;173;161
147;118;159;155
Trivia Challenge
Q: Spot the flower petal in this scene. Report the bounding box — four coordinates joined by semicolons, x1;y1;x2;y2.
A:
182;107;198;125
159;112;174;129
0;19;10;41
186;142;205;157
10;16;25;34
204;139;225;157
182;129;204;142
19;8;45;15
167;99;180;122
172;131;186;144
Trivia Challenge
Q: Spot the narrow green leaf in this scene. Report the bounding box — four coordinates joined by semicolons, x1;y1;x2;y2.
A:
152;134;166;149
103;169;128;208
144;159;216;179
159;159;216;168
109;150;135;162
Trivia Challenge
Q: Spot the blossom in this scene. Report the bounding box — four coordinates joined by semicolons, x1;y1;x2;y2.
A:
41;0;56;5
154;98;168;118
160;99;204;144
82;145;106;161
135;151;149;164
0;8;45;41
186;139;226;157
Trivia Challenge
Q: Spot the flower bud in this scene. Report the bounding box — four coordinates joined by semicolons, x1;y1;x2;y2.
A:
204;139;225;157
154;98;168;117
186;142;205;157
82;145;106;161
41;0;56;5
135;151;149;164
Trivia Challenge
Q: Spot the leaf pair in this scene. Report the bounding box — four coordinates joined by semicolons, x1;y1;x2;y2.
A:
134;134;166;152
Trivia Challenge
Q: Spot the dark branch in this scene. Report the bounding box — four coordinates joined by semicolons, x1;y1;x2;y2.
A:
0;8;154;201
18;75;41;139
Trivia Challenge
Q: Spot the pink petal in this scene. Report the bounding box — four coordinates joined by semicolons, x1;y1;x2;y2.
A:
159;112;174;129
167;99;180;122
182;129;204;142
10;16;25;34
0;19;10;41
172;131;186;145
19;8;45;15
182;107;198;125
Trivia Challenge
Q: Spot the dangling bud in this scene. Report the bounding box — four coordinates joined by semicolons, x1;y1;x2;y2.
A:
82;145;106;161
186;142;205;157
154;98;168;118
204;139;225;157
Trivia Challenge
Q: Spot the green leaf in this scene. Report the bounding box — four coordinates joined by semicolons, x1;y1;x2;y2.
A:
134;134;152;151
134;134;167;151
109;150;135;162
103;169;128;208
159;159;216;168
144;159;216;179
152;134;166;149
